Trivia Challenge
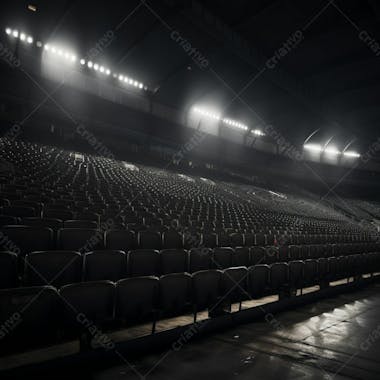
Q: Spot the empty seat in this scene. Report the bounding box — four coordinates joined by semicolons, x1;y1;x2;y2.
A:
0;226;53;256
58;228;103;252
265;246;279;264
250;246;266;265
289;260;304;290
24;251;82;287
160;249;188;275
303;259;318;287
116;276;159;329
60;281;115;333
0;215;18;226
270;263;289;293
211;247;233;269
254;233;266;246
2;206;35;218
64;220;98;229
129;249;160;277
21;217;63;231
105;229;136;251
138;231;162;249
159;273;192;316
44;209;74;221
234;247;250;267
201;233;217;248
222;266;249;307
162;231;183;249
217;233;230;247
248;264;269;298
229;233;244;247
244;233;254;247
188;248;211;273
0;251;18;288
192;269;222;318
83;250;127;281
0;286;61;353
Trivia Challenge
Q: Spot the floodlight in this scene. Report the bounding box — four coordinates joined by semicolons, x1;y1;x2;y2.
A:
80;59;85;65
87;61;93;68
5;28;11;35
20;33;26;41
343;151;360;158
27;36;33;43
12;30;19;38
304;143;322;152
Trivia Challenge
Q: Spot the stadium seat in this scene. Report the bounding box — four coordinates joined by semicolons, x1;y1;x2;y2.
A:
188;248;211;273
105;229;136;251
211;247;234;269
138;231;162;249
160;249;188;275
58;228;103;252
162;231;183;249
222;266;249;309
0;251;18;288
128;249;160;277
248;264;269;298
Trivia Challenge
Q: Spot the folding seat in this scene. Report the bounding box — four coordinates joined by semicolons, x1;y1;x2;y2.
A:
248;264;269;298
233;247;250;267
192;269;222;320
58;228;103;252
335;256;348;280
44;209;74;221
254;233;266;246
2;206;35;218
201;233;217;248
250;246;266;265
0;226;53;257
105;229;136;251
0;286;61;353
160;249;188;275
0;215;18;226
317;258;328;284
159;273;192;316
265;246;279;264
183;231;201;249
229;233;244;247
162;230;183;249
64;220;98;229
211;247;233;269
288;245;301;261
266;234;275;246
270;263;289;295
128;249;160;277
84;250;127;281
24;251;82;287
116;276;159;331
76;212;100;224
60;281;115;335
278;245;289;262
288;261;304;291
21;217;63;231
244;232;254;247
327;257;337;281
0;251;18;288
222;266;249;309
138;231;162;249
12;200;43;216
217;233;230;247
303;259;318;287
188;248;211;273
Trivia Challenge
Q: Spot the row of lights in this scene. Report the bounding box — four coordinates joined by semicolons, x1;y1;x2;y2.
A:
304;143;360;158
192;107;265;135
5;27;147;91
6;28;33;43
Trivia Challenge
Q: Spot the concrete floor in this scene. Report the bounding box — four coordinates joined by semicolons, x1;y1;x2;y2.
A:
95;283;380;380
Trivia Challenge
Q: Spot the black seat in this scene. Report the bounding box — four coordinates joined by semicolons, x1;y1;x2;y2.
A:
138;231;162;249
105;229;136;251
58;228;102;252
0;215;18;226
2;206;35;218
211;247;233;269
201;233;217;248
0;251;18;288
83;250;127;281
162;231;183;249
248;264;269;298
222;266;249;308
234;247;250;267
270;263;289;293
289;260;304;291
64;220;98;229
129;249;160;277
188;248;211;273
160;249;188;275
24;250;82;287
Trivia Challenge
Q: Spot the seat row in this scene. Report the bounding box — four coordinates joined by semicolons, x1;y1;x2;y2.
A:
2;252;380;354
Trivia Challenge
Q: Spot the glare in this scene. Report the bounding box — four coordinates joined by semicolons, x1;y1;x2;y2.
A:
87;61;93;68
343;151;360;158
5;28;11;35
99;66;104;73
27;36;33;44
139;83;143;89
36;41;42;47
324;146;340;156
252;129;265;136
106;69;111;75
193;107;221;121
52;47;56;53
44;44;50;51
93;63;99;70
304;143;322;152
222;118;248;130
12;30;19;38
71;55;76;62
80;59;85;65
58;49;63;56
20;33;26;41
118;75;124;80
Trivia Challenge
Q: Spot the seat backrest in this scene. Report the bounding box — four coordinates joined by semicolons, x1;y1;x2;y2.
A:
303;259;318;286
222;266;248;302
234;247;250;267
188;248;211;273
58;228;102;252
129;249;160;277
162;231;183;249
229;233;244;247
0;226;53;256
159;273;192;315
105;229;136;251
250;246;266;265
116;276;159;322
248;264;269;298
60;281;115;330
270;262;289;291
138;231;162;250
24;250;82;287
2;206;35;218
201;233;217;248
0;251;18;288
211;247;233;269
64;220;98;229
0;215;18;226
160;249;188;275
289;260;304;289
21;217;63;231
192;269;222;311
83;250;127;282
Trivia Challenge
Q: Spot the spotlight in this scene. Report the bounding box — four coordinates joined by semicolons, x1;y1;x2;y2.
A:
133;81;138;87
58;49;63;56
113;73;117;78
105;69;110;75
343;151;360;158
80;59;85;65
99;66;104;73
118;75;124;80
5;28;11;35
44;44;50;51
20;33;26;41
128;79;133;85
139;83;143;89
64;52;69;59
71;55;76;62
12;30;19;38
52;47;56;53
324;146;340;156
94;63;99;70
27;36;33;44
36;41;42;47
123;77;128;83
87;61;93;68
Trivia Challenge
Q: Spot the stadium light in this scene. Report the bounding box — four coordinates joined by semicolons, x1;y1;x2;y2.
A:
80;59;85;65
304;143;322;152
87;61;93;68
27;36;33;44
5;27;11;35
252;129;265;136
343;151;360;158
20;33;26;41
222;118;248;131
324;145;340;156
12;30;19;38
193;107;221;121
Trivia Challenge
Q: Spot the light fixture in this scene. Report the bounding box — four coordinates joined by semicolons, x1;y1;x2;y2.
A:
80;58;85;65
118;75;124;80
252;129;265;136
44;44;50;50
71;55;76;62
99;66;104;73
304;143;322;152
12;30;19;38
324;146;340;156
27;36;33;44
87;61;93;68
20;33;26;41
343;151;360;158
5;28;11;35
105;69;111;75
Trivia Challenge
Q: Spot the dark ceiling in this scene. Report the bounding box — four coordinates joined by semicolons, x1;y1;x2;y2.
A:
1;0;380;155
